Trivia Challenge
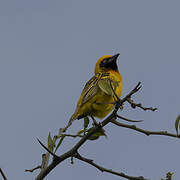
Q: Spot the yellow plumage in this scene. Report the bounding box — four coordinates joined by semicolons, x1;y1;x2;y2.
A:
64;53;122;131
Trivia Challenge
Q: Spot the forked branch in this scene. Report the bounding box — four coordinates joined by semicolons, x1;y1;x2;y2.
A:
29;82;175;180
74;152;148;180
111;120;179;138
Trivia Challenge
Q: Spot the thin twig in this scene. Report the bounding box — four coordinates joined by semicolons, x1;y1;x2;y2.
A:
37;138;58;159
34;82;145;180
74;152;148;180
25;166;41;173
35;126;103;180
113;82;142;112
61;134;83;138
0;168;7;180
111;120;179;138
127;98;157;111
117;114;143;123
123;82;142;100
34;82;154;180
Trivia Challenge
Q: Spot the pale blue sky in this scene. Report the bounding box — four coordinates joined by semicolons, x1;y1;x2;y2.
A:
0;0;180;179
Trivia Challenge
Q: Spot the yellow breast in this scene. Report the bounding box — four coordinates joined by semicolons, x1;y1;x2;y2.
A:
91;71;122;118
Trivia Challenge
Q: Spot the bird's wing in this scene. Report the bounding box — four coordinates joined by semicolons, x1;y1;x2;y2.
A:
81;75;99;105
81;73;120;106
98;78;120;96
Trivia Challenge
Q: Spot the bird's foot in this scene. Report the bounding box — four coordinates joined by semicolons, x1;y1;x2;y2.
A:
93;121;102;128
91;116;102;128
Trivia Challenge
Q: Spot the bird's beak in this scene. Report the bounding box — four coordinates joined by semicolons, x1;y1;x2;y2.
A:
108;53;120;64
109;53;120;63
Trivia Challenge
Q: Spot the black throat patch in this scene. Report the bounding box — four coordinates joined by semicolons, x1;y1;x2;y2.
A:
100;58;118;71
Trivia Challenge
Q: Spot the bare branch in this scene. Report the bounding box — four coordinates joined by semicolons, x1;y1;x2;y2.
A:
117;114;143;123
111;120;179;139
61;134;83;138
113;82;142;112
35;125;104;180
127;98;157;112
25;166;41;173
123;82;142;100
74;153;148;180
33;82;157;180
0;168;7;180
37;138;58;159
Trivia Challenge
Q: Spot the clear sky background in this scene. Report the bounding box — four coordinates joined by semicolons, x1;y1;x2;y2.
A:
0;0;180;180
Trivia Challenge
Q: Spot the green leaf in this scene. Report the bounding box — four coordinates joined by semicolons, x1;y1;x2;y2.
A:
77;129;86;135
48;132;54;152
54;135;65;153
84;117;90;129
87;127;107;141
175;114;180;136
52;135;58;145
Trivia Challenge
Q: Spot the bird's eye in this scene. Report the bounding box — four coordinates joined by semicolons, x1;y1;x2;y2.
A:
100;58;110;68
103;58;109;63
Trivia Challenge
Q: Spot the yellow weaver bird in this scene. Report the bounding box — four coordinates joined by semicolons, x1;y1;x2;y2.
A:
64;53;123;131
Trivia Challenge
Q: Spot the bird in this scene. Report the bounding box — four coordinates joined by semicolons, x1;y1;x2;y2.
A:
63;53;123;132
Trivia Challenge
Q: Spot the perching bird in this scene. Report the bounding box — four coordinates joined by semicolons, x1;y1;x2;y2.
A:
64;53;123;132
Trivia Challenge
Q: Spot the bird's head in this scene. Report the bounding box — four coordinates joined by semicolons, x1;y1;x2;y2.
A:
94;53;120;74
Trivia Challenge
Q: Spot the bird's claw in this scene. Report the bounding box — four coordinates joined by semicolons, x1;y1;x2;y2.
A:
93;122;102;128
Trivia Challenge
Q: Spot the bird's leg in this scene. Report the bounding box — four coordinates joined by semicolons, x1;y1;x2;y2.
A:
111;95;123;110
90;116;102;127
90;116;98;126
